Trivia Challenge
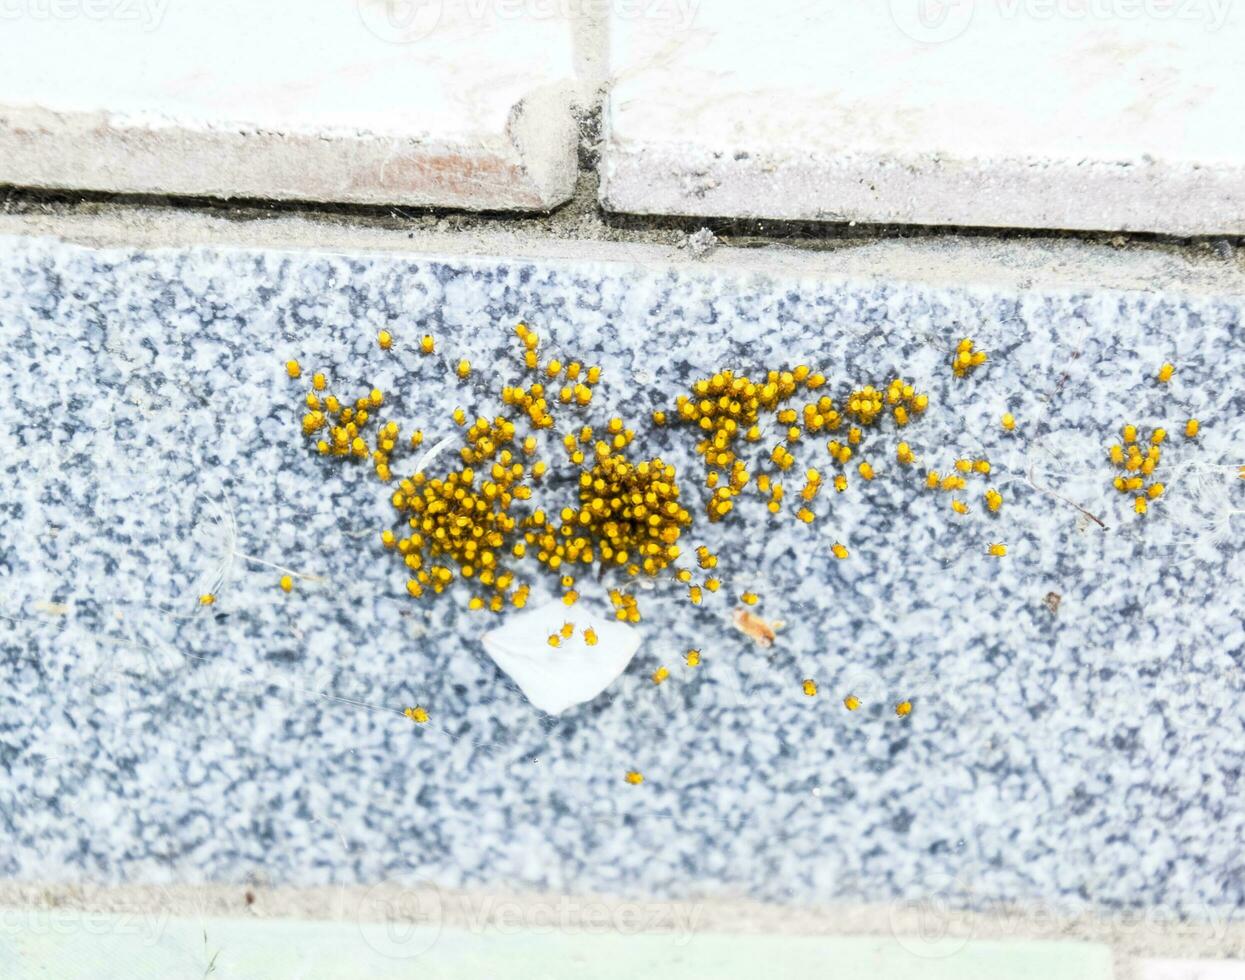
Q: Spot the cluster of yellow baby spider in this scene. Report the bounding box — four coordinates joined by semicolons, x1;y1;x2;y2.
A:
295;325;635;616
924;456;1001;517
295;366;417;484
667;369;929;529
505;444;689;619
848;378;928;427
673;369;814;521
573;449;688;573
1109;423;1167;515
607;589;642;623
951;338;988;378
290;324;983;789
387;451;532;608
299;378;382;458
513;321;601;405
546;621;576;647
292;321;1012;670
810;377;928;513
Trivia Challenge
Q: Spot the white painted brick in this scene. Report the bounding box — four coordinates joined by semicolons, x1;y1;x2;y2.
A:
1139;960;1245;980
0;0;579;210
601;1;1245;235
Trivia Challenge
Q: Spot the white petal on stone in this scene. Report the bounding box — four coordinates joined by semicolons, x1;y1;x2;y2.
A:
481;601;640;715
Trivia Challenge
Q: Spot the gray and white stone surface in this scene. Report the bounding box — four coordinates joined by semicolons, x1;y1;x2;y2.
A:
0;230;1242;919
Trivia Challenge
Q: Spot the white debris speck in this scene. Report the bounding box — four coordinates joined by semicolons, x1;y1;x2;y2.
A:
681;227;718;259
